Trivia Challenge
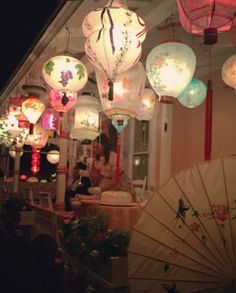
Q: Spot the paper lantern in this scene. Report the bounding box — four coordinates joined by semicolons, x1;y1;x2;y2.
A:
49;89;77;114
21;97;45;134
176;0;236;44
9;147;23;158
178;78;207;108
25;122;49;149
136;88;156;121
41;108;59;130
146;40;196;100
96;62;146;130
27;176;39;183
222;55;236;89
7;96;27;116
42;55;88;93
47;150;60;164
70;94;101;141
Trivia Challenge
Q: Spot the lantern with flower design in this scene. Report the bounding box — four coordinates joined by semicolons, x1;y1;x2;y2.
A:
70;94;101;141
21;97;45;134
41;108;59;131
222;55;236;89
82;0;146;100
146;40;196;102
96;62;146;132
49;89;77;115
136;88;156;121
178;78;207;108
25;122;49;149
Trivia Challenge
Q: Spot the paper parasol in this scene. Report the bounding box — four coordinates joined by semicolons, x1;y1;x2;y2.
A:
129;156;236;292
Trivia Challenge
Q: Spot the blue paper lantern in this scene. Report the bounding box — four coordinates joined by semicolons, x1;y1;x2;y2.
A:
177;78;206;108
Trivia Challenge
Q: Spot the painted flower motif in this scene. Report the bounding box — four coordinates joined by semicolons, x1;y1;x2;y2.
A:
59;70;73;87
190;222;200;232
212;204;229;223
122;77;132;91
152;56;165;67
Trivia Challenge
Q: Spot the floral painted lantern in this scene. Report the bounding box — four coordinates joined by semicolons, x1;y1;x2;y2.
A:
70;94;101;141
96;62;146;132
21;97;45;134
41;108;59;131
47;150;60;164
176;0;236;44
222;55;236;89
49;89;77;114
25;122;49;149
83;0;146;100
146;40;196;101
42;55;88;94
136;88;156;121
178;78;207;108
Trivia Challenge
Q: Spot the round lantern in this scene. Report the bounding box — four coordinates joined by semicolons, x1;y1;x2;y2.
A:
85;26;141;82
146;40;196;100
42;55;88;93
70;94;101;141
178;78;207;108
96;62;146;130
41;108;59;130
4;114;23;137
21;97;45;134
7;96;27;116
222;55;236;89
49;89;77;114
136;88;156;121
25;122;49;149
9;147;23;158
47;150;60;164
82;1;147;42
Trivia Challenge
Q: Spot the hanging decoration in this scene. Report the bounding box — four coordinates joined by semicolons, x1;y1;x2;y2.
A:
42;55;88;94
41;108;59;131
47;150;60;164
136;88;156;121
70;94;101;141
146;40;196;101
31;148;40;174
176;0;236;45
21;97;45;134
82;0;147;100
96;62;146;132
178;78;207;108
222;54;236;89
25;122;49;149
49;89;77;115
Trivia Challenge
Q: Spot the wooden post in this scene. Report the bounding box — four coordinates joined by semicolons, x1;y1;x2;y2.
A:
13;147;21;195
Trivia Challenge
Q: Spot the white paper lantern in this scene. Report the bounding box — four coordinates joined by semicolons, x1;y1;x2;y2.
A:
146;40;196;99
222;54;236;89
47;150;60;164
9;147;23;158
70;94;101;141
96;62;146;129
42;55;88;92
136;88;156;121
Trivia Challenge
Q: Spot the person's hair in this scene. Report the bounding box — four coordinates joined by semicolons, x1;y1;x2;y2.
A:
95;133;112;164
75;162;87;170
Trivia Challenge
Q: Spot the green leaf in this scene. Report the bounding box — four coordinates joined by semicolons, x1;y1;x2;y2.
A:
75;64;85;80
44;60;55;76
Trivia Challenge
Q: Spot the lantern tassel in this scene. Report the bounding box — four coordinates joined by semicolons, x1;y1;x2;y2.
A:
29;123;34;135
204;80;213;161
108;80;113;101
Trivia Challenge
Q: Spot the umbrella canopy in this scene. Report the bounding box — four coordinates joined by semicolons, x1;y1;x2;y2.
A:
128;156;236;292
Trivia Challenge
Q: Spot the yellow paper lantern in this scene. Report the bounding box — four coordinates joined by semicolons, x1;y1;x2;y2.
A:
25;122;49;149
222;54;236;89
70;94;101;141
47;150;60;164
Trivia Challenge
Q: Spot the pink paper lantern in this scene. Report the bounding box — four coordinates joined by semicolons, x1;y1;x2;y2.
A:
41;108;59;131
49;89;77;114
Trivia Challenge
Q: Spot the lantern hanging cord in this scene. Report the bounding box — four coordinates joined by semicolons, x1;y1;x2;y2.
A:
65;26;71;54
208;45;213;80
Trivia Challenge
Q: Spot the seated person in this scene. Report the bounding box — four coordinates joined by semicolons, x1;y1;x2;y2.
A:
64;162;91;211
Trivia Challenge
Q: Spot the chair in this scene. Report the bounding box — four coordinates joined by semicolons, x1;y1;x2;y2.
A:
38;191;53;210
132;176;147;202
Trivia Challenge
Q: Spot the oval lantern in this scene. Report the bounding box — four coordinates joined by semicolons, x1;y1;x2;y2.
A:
70;94;101;141
222;55;236;89
25;122;49;149
21;97;45;134
178;78;207;108
49;89;77;114
41;108;59;131
85;26;141;82
136;88;156;121
47;150;60;164
42;55;88;93
96;62;146;131
146;40;196;100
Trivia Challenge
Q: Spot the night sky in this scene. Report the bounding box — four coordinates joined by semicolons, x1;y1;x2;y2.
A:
0;0;65;93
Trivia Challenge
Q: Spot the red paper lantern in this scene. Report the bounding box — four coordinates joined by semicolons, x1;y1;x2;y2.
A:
49;89;77;114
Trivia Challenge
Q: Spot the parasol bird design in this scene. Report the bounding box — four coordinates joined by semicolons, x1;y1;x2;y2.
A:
128;156;236;292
